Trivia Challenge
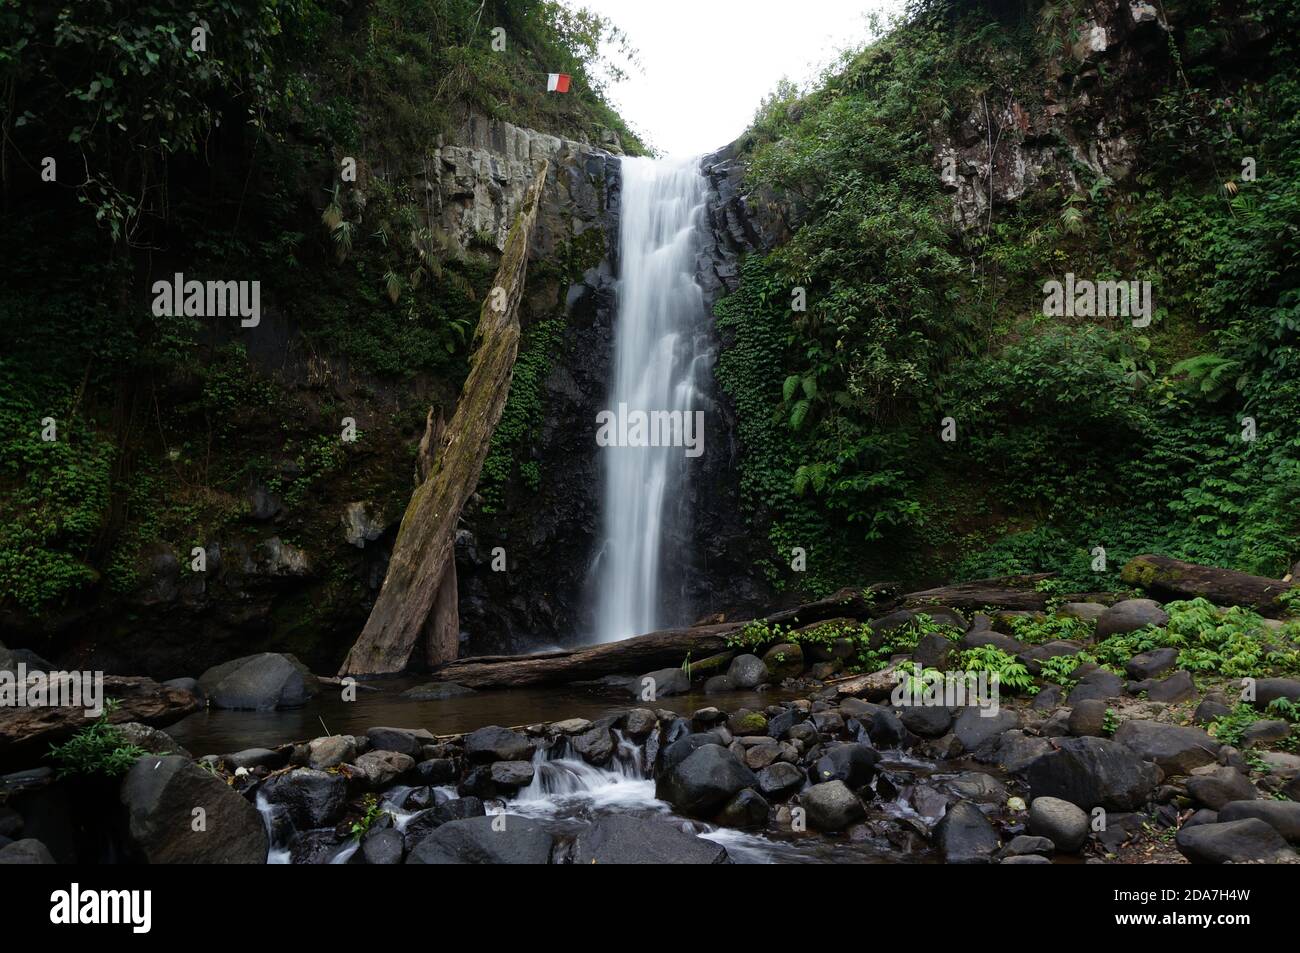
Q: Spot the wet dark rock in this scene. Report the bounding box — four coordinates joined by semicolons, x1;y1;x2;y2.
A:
365;727;434;757
659;732;724;774
899;704;953;738
198;653;319;711
262;767;348;828
401;682;476;701
572;726;615;765
406;815;554;864
1218;800;1300;843
573;814;729;864
631;667;690;699
935;800;1000;864
1000;834;1055;858
656;744;757;818
1134;670;1196;704
727;709;768;735
945;771;1007;803
464;726;532;763
121;755;267;863
414;758;458;785
1195;696;1232;725
1068;699;1108;737
802;780;865;831
306;736;355;770
350;827;405;865
1067;670;1125;704
809;743;880;789
762;643;804;680
623;708;657;738
354;750;415;789
716;788;771;829
1026;736;1158;810
757;761;805;798
995;731;1055;775
913;633;956;671
727;654;769;689
954;706;1019;755
489;760;536;788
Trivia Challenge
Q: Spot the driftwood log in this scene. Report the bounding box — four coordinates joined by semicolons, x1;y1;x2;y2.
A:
339;162;549;677
1121;554;1297;615
903;573;1055;611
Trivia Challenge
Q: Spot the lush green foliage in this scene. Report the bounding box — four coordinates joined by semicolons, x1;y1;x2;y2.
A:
47;702;150;778
715;0;1300;593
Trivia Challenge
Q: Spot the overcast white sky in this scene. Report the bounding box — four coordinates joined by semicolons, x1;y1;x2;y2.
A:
575;0;908;156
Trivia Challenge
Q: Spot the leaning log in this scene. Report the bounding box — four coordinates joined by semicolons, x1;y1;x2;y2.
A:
1121;555;1297;616
339;161;549;677
762;583;901;627
437;623;744;689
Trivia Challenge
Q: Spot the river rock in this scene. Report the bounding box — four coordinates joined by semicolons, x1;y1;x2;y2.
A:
954;706;1020;754
1096;599;1169;639
1000;835;1055;858
632;667;690;699
1112;720;1218;776
945;771;1007;803
1242;719;1291;748
1137;670;1196;704
308;735;356;770
810;742;880;789
659;731;724;774
623;708;657;738
489;760;535;788
366;726;434;757
1058;602;1107;623
1186;766;1256;809
704;675;734;693
899;703;953;738
1068;699;1108;737
843;701;905;747
1176;818;1296;864
757;761;805;798
727;709;768;735
464;725;532;763
1125;647;1179;680
121;755;267;862
261;767;348;828
762;643;804;680
913;633;956;670
572;726;615;765
406;815;554;864
801;780;865;831
1217;801;1300;843
1027;796;1089;852
656;744;757;818
414;758;458;785
1026;736;1158;810
198;653;319;710
1067;670;1125;704
0;839;55;864
350;827;405;865
1253;678;1300;709
354;750;415;788
934;800;1000;864
716;788;771;829
961;630;1027;655
573;815;729;864
727;654;769;689
995;731;1055;775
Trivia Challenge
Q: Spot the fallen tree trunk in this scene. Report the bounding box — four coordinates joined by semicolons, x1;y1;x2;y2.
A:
903;573;1055;612
437;623;744;689
762;583;901;627
1121;555;1297;616
339;161;549;677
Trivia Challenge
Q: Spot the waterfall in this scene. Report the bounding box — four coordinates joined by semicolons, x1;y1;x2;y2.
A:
592;156;710;643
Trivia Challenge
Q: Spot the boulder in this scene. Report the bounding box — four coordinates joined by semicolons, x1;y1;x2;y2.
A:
1067;670;1125;704
631;667;690;699
655;744;757;818
995;731;1054;775
1057;602;1107;623
1176;818;1296;864
308;736;356;770
1186;766;1256;810
801;780;865;831
1241;720;1291;748
1253;678;1300;709
809;743;880;789
899;703;953;738
1125;647;1179;681
261;767;348;828
406;815;554;864
1000;834;1055;858
1195;696;1232;725
934;800;1000;864
365;726;434;757
1217;800;1300;843
762;643;804;680
757;762;805;798
961;630;1027;655
1026;737;1158;810
121;755;267;863
726;654;769;689
1068;699;1109;737
463;726;532;763
1142;670;1196;703
954;706;1020;754
1095;599;1169;639
726;709;768;736
350;827;405;865
353;750;415;788
489;761;536;788
414;758;458;785
572;726;615;765
1027;796;1089;852
572;815;729;864
716;788;771;829
623;709;657;738
658;732;724;774
913;633;956;671
198;653;319;710
1113;720;1219;776
945;771;1007;803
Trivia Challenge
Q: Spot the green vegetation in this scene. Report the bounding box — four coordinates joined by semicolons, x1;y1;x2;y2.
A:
47;702;149;778
349;794;390;838
714;0;1300;594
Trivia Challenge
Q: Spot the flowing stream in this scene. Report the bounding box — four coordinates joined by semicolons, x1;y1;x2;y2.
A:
591;157;710;643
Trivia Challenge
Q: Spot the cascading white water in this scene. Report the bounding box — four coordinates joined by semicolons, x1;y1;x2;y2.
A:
592;156;710;643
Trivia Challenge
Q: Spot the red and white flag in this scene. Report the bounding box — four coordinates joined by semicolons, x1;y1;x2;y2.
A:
546;73;571;93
